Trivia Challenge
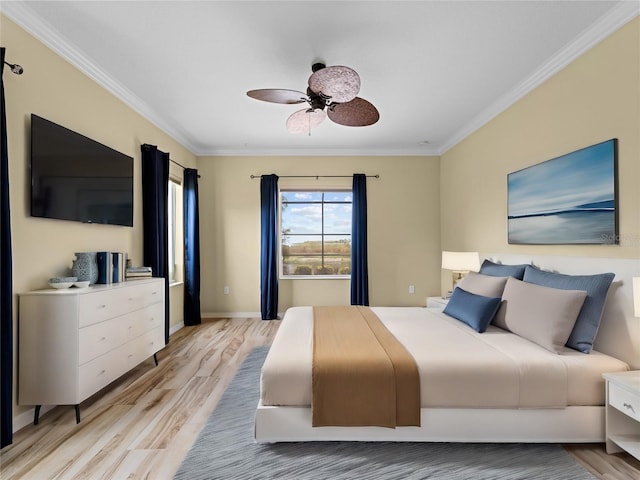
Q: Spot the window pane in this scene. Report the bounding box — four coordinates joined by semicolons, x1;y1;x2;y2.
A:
284;235;323;254
167;181;177;282
324;203;352;234
282;203;322;233
282;191;322;203
280;189;351;277
325;191;352;202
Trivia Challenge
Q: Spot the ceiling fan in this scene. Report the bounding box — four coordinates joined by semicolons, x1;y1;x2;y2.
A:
247;62;380;134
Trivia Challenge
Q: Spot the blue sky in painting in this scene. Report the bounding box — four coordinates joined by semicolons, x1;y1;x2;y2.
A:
508;140;615;217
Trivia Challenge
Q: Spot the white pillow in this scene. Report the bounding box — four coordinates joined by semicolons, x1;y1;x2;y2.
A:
493;277;587;353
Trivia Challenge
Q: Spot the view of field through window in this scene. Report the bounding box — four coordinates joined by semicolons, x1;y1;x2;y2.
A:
281;190;352;276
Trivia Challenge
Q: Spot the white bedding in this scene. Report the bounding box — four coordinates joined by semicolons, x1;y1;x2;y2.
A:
260;306;629;409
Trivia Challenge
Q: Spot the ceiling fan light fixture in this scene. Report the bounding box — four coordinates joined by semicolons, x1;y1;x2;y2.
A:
308;65;360;103
286;108;326;135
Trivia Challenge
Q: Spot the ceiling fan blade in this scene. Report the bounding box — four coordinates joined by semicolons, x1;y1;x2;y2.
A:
286;108;327;134
247;89;308;104
308;66;360;103
328;97;380;127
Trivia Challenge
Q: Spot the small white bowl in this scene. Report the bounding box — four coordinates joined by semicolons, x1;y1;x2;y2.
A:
49;281;74;289
48;276;77;289
73;281;90;288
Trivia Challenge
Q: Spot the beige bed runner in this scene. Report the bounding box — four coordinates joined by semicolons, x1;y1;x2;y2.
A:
312;306;420;428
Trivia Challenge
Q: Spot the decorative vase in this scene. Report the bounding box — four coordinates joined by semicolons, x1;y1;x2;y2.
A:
72;252;99;285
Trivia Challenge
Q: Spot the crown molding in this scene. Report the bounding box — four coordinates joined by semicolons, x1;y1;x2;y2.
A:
1;2;201;155
199;146;441;157
439;1;639;155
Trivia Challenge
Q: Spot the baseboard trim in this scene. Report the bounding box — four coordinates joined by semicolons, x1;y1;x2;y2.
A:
202;312;284;319
13;405;56;433
169;322;184;335
203;311;261;319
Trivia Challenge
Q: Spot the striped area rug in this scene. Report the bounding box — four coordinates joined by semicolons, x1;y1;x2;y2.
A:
174;346;597;480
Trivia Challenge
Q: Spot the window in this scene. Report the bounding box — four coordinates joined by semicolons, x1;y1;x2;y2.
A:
280;190;352;277
168;179;183;283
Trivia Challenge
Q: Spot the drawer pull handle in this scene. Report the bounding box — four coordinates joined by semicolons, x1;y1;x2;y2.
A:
152;291;157;295
99;370;106;375
623;402;636;414
128;354;133;358
98;304;107;309
100;337;106;341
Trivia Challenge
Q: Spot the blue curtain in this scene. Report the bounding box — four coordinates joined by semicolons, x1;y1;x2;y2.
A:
260;174;279;319
351;173;369;306
1;48;14;448
141;144;170;344
183;168;201;326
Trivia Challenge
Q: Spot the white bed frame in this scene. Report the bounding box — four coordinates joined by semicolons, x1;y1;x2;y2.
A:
255;404;604;443
255;254;640;443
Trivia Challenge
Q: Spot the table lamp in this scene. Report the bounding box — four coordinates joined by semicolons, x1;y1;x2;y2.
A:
441;251;480;290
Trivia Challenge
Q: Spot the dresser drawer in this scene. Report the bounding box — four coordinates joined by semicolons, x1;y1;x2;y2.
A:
119;326;164;371
78;290;128;327
609;382;640;422
124;282;164;311
78;350;125;400
121;302;164;340
78;317;125;365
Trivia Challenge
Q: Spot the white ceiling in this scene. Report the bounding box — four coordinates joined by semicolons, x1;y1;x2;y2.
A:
3;1;638;156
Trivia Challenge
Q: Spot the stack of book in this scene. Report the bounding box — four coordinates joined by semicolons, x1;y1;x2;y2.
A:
96;252;128;284
125;266;153;280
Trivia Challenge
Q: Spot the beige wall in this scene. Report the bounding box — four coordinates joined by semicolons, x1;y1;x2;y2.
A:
2;16;196;421
197;155;441;314
440;18;640;263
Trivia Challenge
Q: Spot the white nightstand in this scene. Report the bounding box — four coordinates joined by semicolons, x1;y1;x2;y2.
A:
603;371;640;460
426;296;449;310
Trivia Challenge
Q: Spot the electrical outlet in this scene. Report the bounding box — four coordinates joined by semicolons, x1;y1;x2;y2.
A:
409;285;415;294
223;286;230;295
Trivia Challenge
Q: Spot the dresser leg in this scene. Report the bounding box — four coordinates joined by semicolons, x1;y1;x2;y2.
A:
33;405;41;425
153;353;158;366
75;405;81;424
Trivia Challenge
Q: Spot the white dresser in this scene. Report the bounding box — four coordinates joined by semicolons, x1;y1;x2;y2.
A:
19;278;165;424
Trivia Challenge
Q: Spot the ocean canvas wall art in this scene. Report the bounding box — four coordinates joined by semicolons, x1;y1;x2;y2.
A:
508;139;618;245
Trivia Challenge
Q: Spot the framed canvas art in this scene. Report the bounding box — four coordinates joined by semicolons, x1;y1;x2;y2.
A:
507;139;618;245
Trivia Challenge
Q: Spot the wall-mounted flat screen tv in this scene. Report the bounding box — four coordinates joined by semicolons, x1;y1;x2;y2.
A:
30;114;134;227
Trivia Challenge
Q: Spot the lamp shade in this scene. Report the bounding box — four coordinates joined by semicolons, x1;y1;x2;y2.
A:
441;251;480;272
633;277;640;318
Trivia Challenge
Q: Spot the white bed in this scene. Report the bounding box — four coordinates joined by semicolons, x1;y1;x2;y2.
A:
255;255;637;443
256;306;628;443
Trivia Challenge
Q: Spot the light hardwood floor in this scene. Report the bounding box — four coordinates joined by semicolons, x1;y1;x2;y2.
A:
1;317;639;480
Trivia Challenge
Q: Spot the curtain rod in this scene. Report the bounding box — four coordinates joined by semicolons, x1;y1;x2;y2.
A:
170;158;187;170
170;158;201;177
250;174;379;179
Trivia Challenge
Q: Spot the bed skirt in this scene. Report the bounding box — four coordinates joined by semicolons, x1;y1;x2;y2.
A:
254;403;605;443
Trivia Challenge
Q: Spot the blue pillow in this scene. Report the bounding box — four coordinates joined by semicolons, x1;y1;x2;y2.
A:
479;260;528;280
522;265;615;353
443;287;502;333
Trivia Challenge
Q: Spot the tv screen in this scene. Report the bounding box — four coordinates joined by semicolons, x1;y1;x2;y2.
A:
30;114;134;227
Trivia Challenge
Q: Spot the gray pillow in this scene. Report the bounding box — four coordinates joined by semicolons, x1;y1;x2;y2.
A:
493;277;587;353
522;265;615;353
457;272;508;298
